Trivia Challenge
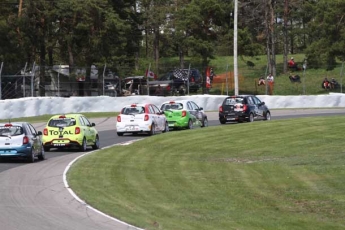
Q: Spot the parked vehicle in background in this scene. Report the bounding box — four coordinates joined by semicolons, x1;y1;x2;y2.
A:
219;95;271;124
116;103;169;136
160;100;208;130
148;68;202;96
42;114;100;151
0;122;45;162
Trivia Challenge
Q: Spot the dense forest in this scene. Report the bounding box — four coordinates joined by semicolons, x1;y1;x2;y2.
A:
0;0;344;96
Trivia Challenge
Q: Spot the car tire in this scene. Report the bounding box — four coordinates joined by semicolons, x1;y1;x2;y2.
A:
92;135;100;150
201;117;208;127
247;113;254;122
27;148;35;163
188;119;193;129
80;137;87;152
264;111;271;121
220;120;226;124
163;122;169;133
38;145;45;161
43;146;50;152
117;132;124;136
148;123;155;136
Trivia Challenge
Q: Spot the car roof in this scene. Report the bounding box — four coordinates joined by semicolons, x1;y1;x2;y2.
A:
0;122;26;126
123;103;147;108
124;76;145;80
162;100;189;104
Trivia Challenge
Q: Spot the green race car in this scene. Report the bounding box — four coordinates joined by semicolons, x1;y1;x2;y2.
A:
160;100;208;130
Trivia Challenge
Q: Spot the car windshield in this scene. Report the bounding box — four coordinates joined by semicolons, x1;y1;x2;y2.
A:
161;103;183;110
224;97;244;105
0;125;24;136
122;106;145;115
48;118;76;127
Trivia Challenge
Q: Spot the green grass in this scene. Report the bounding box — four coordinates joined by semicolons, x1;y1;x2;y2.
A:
0;112;119;123
67;116;345;230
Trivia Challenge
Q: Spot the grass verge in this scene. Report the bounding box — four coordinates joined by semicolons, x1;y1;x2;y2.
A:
67;116;345;230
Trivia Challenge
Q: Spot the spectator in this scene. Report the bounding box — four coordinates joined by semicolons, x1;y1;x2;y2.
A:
210;68;216;83
288;57;299;71
155;84;163;96
289;74;301;83
267;73;274;95
330;78;339;89
258;76;265;86
322;77;331;89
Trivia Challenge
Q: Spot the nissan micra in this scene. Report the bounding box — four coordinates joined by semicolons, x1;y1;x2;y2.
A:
42;114;99;151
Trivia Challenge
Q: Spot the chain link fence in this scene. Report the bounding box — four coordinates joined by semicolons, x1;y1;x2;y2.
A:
1;61;344;99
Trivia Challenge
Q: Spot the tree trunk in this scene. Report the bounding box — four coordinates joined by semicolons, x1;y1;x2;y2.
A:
283;0;289;73
39;17;46;97
154;27;159;72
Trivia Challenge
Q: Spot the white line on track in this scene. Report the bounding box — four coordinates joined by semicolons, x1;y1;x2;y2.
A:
63;139;145;230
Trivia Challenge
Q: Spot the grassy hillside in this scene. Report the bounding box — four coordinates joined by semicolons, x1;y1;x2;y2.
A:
161;54;344;96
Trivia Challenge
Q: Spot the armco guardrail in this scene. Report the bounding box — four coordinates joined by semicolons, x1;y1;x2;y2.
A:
0;94;344;119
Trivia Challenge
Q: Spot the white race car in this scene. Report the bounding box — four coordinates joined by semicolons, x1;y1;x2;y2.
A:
116;103;169;136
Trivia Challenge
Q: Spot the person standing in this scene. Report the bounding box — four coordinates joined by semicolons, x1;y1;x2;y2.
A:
267;73;274;95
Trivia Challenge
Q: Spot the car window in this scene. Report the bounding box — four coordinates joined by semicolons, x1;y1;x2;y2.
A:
28;124;37;135
48;118;76;127
161;103;183;110
79;117;86;126
247;97;254;105
0;125;24;136
224;97;244;105
123;106;145;115
152;104;161;114
252;96;262;105
190;101;200;110
82;116;91;126
186;102;193;110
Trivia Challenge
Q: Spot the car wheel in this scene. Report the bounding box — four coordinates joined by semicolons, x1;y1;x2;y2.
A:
201;117;208;127
220;120;226;124
247;113;254;122
27;148;35;163
188;119;193;129
38;145;45;161
163;122;169;133
117;132;124;136
148;123;155;136
80;137;87;152
92;135;100;150
264;111;271;121
43;146;50;152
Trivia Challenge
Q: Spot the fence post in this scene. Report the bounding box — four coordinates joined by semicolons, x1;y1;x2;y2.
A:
57;64;61;96
102;64;106;96
225;64;229;96
31;62;35;97
340;60;344;93
0;62;3;100
23;62;27;97
186;63;191;95
302;59;307;95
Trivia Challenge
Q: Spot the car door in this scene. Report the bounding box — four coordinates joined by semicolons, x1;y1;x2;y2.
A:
27;124;40;155
81;116;94;144
148;105;159;131
252;96;266;118
186;101;198;124
152;104;164;131
189;101;203;122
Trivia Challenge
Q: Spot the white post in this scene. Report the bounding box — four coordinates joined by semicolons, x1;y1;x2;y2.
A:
147;63;151;96
23;62;28;97
0;62;3;100
340;60;344;93
225;64;229;96
57;64;61;96
233;0;239;95
303;59;307;95
102;64;106;95
31;62;35;97
186;63;191;95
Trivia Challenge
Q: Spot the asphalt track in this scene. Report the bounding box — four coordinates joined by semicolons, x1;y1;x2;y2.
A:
0;109;344;230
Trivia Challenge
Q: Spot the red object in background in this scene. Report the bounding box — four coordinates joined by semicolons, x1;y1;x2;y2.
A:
145;69;157;79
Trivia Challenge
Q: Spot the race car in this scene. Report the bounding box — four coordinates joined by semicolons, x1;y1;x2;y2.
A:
0;122;45;163
160;100;208;129
42;114;100;151
116;103;169;136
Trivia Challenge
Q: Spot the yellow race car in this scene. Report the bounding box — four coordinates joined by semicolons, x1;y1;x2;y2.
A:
42;114;99;152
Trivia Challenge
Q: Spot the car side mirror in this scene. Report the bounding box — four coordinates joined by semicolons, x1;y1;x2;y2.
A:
37;131;43;136
92;123;96;127
260;102;265;106
199;107;203;110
